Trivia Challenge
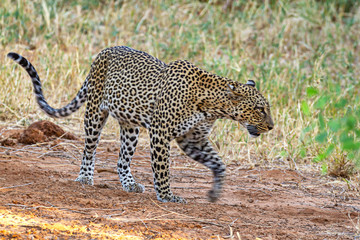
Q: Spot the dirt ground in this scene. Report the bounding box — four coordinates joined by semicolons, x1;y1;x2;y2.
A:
0;122;359;239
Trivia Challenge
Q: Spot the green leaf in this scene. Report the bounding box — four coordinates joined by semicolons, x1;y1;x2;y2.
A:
334;98;347;108
328;119;341;132
342;139;360;151
300;147;306;158
318;113;325;130
340;132;360;151
335;84;341;95
314;144;335;163
303;125;314;134
321;162;328;174
315;95;330;109
346;116;357;130
313;155;323;163
306;87;319;97
301;101;311;116
355;129;360;138
348;152;356;161
316;131;328;143
280;151;288;157
325;144;335;156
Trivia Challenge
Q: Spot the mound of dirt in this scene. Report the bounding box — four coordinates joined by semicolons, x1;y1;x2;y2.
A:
17;120;78;145
18;128;46;145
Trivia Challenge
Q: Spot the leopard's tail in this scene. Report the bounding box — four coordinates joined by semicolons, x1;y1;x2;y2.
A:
7;52;87;118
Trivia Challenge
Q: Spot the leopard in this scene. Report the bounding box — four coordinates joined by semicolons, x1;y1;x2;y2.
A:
7;46;274;203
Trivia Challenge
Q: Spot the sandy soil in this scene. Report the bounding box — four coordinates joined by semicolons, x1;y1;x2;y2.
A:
0;121;359;239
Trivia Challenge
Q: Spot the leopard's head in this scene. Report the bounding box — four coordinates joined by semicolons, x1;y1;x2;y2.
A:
227;80;274;138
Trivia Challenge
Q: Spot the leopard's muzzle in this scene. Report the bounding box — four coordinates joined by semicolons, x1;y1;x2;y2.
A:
246;124;260;138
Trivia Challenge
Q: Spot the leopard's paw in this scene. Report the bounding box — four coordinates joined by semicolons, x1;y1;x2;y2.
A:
157;193;187;203
75;175;94;185
208;189;220;202
123;183;145;193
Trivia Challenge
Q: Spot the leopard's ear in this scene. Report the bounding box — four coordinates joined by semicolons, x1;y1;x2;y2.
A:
246;80;255;87
227;84;245;102
228;84;235;92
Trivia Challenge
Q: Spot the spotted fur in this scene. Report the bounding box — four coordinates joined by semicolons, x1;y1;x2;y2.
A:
7;46;274;203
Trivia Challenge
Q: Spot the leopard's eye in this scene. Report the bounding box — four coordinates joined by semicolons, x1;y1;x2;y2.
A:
255;106;266;114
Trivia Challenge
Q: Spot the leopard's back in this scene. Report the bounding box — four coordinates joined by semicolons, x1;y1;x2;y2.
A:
98;46;167;128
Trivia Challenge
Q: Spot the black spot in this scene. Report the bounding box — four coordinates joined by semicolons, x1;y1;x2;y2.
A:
19;57;28;67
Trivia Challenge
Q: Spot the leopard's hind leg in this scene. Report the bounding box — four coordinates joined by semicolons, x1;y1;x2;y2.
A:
75;49;112;185
75;106;109;185
117;125;145;193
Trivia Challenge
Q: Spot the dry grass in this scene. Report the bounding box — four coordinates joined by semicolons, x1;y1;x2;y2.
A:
1;0;360;177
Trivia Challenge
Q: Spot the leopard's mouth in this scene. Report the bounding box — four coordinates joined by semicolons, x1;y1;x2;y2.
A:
246;124;260;138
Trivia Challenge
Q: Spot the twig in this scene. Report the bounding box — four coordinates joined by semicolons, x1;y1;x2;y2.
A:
150;198;224;227
5;203;89;215
111;216;224;227
0;146;41;155
235;186;273;196
5;203;131;212
37;151;75;160
138;217;149;230
336;203;360;212
103;211;126;218
5;204;28;208
172;186;205;189
0;182;33;189
39;142;82;161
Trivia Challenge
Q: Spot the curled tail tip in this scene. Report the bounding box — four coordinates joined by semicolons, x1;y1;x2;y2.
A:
7;52;20;60
7;52;29;68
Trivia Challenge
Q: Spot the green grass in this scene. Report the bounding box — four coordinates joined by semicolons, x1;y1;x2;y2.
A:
1;0;359;179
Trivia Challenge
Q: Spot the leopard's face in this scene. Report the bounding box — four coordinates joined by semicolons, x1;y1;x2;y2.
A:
228;80;274;138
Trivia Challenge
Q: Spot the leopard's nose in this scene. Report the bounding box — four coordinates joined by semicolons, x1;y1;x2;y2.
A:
268;125;273;130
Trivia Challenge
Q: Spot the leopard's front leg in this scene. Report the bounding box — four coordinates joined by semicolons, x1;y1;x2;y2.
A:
149;127;186;203
176;121;226;202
